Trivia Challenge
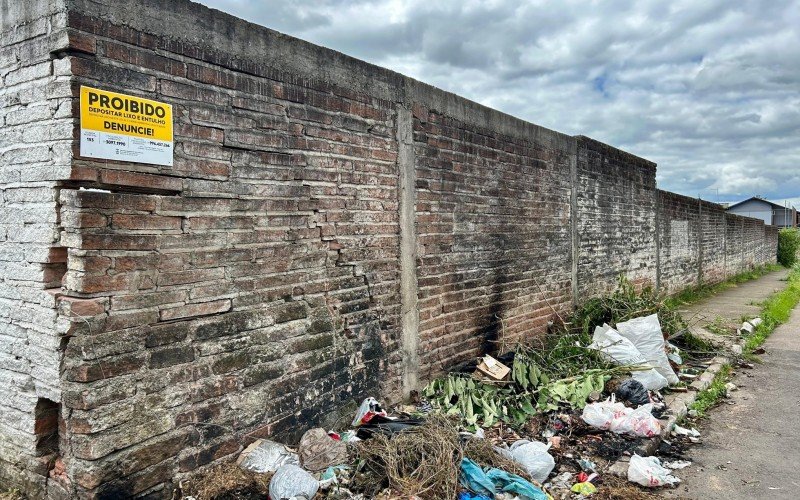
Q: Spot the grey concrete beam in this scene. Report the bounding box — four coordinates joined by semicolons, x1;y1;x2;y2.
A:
396;103;419;397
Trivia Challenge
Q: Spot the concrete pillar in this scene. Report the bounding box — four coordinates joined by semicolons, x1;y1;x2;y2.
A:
569;147;579;306
654;191;661;292
723;212;728;279
396;104;419;397
698;198;704;284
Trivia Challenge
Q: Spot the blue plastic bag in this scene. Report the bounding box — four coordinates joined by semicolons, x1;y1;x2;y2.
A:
486;468;548;500
459;458;495;497
457;492;492;500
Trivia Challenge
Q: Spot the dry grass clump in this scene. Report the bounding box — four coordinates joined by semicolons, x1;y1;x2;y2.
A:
593;474;673;500
353;414;463;499
180;461;271;500
0;490;25;500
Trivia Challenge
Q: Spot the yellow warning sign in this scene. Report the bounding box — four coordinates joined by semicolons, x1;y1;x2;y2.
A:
79;86;173;166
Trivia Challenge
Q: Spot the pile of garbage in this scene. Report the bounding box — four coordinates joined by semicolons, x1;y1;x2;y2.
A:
183;277;710;499
231;402;554;500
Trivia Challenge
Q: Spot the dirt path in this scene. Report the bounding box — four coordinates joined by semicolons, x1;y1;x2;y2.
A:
676;268;790;329
662;271;800;499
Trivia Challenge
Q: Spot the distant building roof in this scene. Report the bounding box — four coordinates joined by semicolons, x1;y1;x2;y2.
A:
726;196;795;212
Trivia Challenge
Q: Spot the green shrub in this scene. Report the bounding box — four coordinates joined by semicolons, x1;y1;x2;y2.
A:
778;228;800;267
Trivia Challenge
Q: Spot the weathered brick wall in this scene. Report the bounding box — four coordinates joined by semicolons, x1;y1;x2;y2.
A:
657;194;774;294
742;216;763;268
699;200;727;284
55;5;406;497
575;136;658;297
413;105;573;379
725;213;746;276
0;0;780;497
765;226;779;264
656;191;701;293
0;2;73;497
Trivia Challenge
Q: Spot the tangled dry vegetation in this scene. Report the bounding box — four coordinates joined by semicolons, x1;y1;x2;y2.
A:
352;415;462;499
180;462;271;500
351;414;536;499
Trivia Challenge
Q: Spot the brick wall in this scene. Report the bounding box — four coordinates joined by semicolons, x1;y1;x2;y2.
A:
725;214;745;275
0;1;73;497
575;136;658;297
657;193;777;294
0;0;779;497
743;216;763;267
656;191;701;293
57;6;406;497
413;105;573;379
765;226;779;262
699;200;727;285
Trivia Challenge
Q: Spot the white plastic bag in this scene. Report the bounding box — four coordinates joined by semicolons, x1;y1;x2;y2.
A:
616;315;679;385
632;368;669;392
589;324;668;390
672;424;700;437
581;398;627;430
666;342;682;365
508;440;556;483
627;454;681;487
269;464;319;499
623;404;661;438
607;407;635;434
583;400;661;437
589;324;645;365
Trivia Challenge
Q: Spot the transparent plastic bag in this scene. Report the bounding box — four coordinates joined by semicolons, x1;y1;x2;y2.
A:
237;439;298;473
627;454;681;487
298;428;347;472
508;440;555;483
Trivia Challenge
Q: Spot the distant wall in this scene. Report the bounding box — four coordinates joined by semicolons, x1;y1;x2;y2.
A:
0;0;779;497
657;191;778;294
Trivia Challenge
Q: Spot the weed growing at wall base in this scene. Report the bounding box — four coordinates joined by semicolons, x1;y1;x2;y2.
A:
743;264;800;355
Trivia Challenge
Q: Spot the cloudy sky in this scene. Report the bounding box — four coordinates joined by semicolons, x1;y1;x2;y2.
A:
198;0;800;206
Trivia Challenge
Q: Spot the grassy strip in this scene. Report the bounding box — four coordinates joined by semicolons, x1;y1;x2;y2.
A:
743;264;800;355
665;263;784;308
689;363;732;417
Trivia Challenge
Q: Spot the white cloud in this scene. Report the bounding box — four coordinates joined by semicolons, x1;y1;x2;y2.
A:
198;0;800;206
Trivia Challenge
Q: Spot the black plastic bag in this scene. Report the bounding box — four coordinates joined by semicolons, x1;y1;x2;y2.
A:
615;378;650;406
